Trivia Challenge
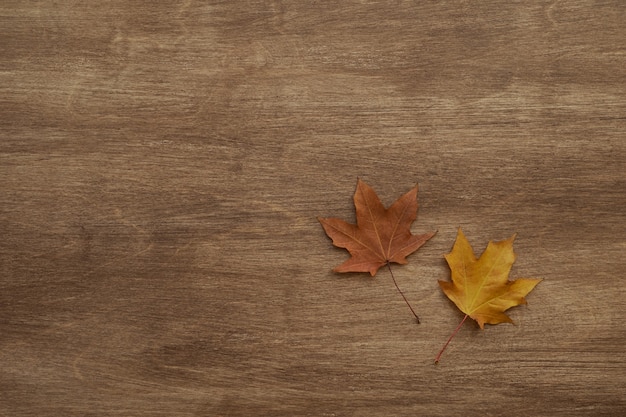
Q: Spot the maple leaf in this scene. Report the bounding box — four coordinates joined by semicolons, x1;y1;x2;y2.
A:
435;228;542;363
318;179;436;276
318;179;436;323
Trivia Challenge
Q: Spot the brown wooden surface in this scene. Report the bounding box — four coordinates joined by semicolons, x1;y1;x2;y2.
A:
1;1;625;416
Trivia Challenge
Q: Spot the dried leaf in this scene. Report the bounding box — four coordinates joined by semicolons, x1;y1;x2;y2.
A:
438;228;542;329
435;228;542;363
318;179;436;276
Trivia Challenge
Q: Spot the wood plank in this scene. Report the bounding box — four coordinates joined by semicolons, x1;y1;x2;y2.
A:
1;1;625;415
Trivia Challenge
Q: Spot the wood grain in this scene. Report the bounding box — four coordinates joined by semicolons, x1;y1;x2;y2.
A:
1;1;625;416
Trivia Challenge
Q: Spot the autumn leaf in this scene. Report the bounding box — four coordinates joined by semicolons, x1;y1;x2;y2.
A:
318;179;435;276
435;228;542;363
318;179;436;322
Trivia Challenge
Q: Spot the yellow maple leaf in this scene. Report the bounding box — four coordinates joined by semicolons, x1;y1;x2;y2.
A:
435;228;542;363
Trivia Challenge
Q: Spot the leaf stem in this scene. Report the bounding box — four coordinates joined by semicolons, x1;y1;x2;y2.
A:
434;314;468;365
386;261;420;324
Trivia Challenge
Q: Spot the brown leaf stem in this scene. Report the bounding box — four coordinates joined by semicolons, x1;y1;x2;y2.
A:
386;261;420;324
434;314;468;365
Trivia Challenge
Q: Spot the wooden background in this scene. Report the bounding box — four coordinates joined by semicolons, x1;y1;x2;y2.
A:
1;1;625;416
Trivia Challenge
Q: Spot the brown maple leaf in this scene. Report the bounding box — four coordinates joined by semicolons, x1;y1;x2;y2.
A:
435;228;542;363
318;179;436;323
318;179;436;276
